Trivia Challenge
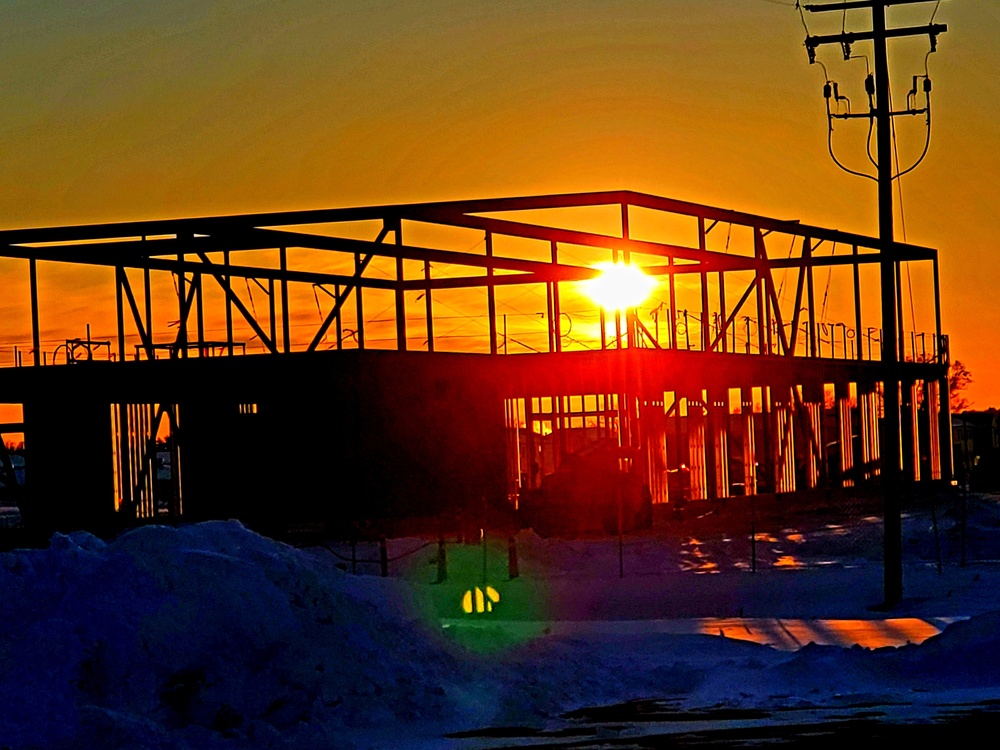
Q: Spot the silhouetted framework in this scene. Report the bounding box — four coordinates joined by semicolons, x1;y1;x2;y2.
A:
0;191;952;535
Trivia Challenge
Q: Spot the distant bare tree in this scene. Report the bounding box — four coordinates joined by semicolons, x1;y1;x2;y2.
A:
949;360;974;413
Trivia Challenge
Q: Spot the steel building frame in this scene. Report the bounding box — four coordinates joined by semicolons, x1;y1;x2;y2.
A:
0;191;952;533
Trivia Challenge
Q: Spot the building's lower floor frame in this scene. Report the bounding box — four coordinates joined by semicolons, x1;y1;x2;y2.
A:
0;347;952;538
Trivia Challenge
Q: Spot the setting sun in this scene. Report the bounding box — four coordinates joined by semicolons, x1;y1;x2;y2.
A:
581;261;657;311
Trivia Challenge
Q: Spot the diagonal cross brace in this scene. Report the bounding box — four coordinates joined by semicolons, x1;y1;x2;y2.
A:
117;267;155;360
708;278;758;353
631;313;662;350
755;230;791;356
195;252;278;354
307;224;390;352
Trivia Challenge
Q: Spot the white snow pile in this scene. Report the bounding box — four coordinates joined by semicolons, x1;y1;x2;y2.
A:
3;519;1000;749
681;610;1000;710
0;521;481;750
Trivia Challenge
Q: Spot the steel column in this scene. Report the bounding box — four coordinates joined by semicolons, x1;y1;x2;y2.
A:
280;247;290;353
29;258;40;366
396;223;407;351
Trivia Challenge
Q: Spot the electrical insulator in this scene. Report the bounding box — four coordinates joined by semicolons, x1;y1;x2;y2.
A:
823;82;832;99
865;74;875;96
924;78;932;93
906;76;919;108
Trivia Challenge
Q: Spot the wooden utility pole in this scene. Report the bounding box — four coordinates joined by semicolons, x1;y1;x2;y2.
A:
802;0;947;606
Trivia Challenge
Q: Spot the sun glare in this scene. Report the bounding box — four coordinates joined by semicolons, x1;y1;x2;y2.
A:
581;261;657;311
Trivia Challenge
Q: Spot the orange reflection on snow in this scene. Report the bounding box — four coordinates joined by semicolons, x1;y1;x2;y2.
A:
773;555;804;568
694;617;961;650
679;538;720;574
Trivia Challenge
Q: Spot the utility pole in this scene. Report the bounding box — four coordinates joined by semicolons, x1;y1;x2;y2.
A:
801;0;947;606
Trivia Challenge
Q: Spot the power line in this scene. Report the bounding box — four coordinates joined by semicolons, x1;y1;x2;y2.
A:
799;0;949;608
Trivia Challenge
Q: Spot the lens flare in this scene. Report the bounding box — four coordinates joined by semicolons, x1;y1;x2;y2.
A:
581;261;656;311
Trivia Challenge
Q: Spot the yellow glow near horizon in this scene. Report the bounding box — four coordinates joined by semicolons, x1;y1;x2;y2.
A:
581;261;657;312
2;2;997;404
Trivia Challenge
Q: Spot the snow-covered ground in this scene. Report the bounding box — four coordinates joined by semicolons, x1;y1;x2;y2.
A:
2;492;1000;749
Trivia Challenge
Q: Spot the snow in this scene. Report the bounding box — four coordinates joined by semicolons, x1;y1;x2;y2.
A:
2;494;1000;748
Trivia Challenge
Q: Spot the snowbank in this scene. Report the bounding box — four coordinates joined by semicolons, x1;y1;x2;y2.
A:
2;520;1000;749
0;522;485;749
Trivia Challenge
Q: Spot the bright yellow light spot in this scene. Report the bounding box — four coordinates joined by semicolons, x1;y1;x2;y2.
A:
581;261;656;311
462;586;501;614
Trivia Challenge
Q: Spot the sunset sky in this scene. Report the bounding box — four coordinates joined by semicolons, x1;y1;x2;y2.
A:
2;1;998;405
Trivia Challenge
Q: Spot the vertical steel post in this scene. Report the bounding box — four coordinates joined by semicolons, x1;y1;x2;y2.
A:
424;261;434;352
268;278;276;349
622;203;634;349
524;397;537;489
177;250;187;359
546;284;556;353
853;245;863;361
718;273;727;353
486;231;497;354
507;535;519;579
436;537;447;583
669;258;677;350
395;223;407;351
933;255;943;360
698;218;709;351
806;241;817;357
938;367;953;483
144;266;152;356
354;251;365;349
196;274;205;356
29;258;40;366
224;250;234;356
897;262;905;360
755;233;766;356
280;247;291;353
335;284;344;349
551;241;562;353
481;526;488;584
115;266;126;363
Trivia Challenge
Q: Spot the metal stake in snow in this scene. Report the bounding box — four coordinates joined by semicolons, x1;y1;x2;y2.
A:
481;527;487;584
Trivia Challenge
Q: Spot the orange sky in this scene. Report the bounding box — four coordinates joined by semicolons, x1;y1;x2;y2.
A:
1;1;998;406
